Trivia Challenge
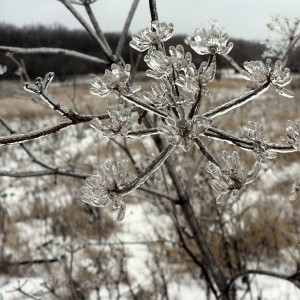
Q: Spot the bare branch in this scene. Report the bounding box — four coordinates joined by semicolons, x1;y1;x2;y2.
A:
59;0;114;60
116;0;140;60
0;46;109;65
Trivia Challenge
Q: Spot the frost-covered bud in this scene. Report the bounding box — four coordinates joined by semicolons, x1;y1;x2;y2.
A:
176;61;216;97
24;72;55;94
187;24;233;56
289;176;300;201
130;21;173;52
91;104;132;137
143;79;177;108
144;50;173;79
81;160;133;221
169;45;192;71
282;120;300;150
246;121;276;162
206;151;261;203
90;64;140;97
242;59;294;98
0;65;7;75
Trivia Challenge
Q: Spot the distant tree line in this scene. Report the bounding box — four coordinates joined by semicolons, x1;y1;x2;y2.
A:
0;23;299;80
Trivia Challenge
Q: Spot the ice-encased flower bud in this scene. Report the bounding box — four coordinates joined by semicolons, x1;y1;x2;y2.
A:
246;121;276;162
206;151;261;203
144;50;173;79
187;24;233;55
81;160;133;221
130;21;173;52
282;120;300;150
242;59;294;98
90;64;140;97
90;104;132;137
24;72;55;94
169;44;192;71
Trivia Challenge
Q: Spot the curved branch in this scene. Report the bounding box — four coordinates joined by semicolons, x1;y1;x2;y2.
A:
0;46;109;65
0;114;108;145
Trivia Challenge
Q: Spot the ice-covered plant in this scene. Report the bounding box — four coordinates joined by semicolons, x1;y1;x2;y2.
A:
264;15;300;62
80;20;298;218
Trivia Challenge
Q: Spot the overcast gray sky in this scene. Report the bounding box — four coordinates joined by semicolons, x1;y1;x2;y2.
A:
0;0;299;40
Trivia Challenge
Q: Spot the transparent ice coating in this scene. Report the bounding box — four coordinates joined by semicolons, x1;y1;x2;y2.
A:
282;120;300;150
187;24;233;55
81;160;133;221
130;21;173;52
242;59;294;98
144;50;173;79
90;104;132;137
90;64;140;97
246;121;277;162
24;72;55;94
206;151;261;203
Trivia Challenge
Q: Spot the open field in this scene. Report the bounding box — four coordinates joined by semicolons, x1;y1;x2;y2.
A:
0;75;300;299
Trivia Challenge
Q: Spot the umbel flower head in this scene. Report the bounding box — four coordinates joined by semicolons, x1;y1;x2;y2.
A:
90;104;132;137
81;160;133;221
242;59;294;98
130;21;173;52
246;121;277;162
187;23;233;55
90;64;140;97
281;120;300;150
206;151;261;204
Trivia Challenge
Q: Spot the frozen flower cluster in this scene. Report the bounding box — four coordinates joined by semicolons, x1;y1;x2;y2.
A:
187;23;233;56
82;20;297;220
264;15;300;58
90;64;140;97
206;151;261;203
246;121;276;162
130;21;173;52
161;114;211;152
91;104;132;137
282;120;300;150
242;59;294;98
81;160;133;221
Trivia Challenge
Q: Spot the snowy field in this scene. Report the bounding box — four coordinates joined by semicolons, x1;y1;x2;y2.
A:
0;75;300;299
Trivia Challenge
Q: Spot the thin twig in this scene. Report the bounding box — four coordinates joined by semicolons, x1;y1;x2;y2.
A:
0;46;109;65
116;0;140;60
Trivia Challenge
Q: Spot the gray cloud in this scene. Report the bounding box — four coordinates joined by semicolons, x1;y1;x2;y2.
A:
0;0;299;40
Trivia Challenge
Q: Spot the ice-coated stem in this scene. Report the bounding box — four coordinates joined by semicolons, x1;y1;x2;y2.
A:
120;144;176;195
193;137;220;167
126;128;161;138
203;81;270;119
119;94;168;118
